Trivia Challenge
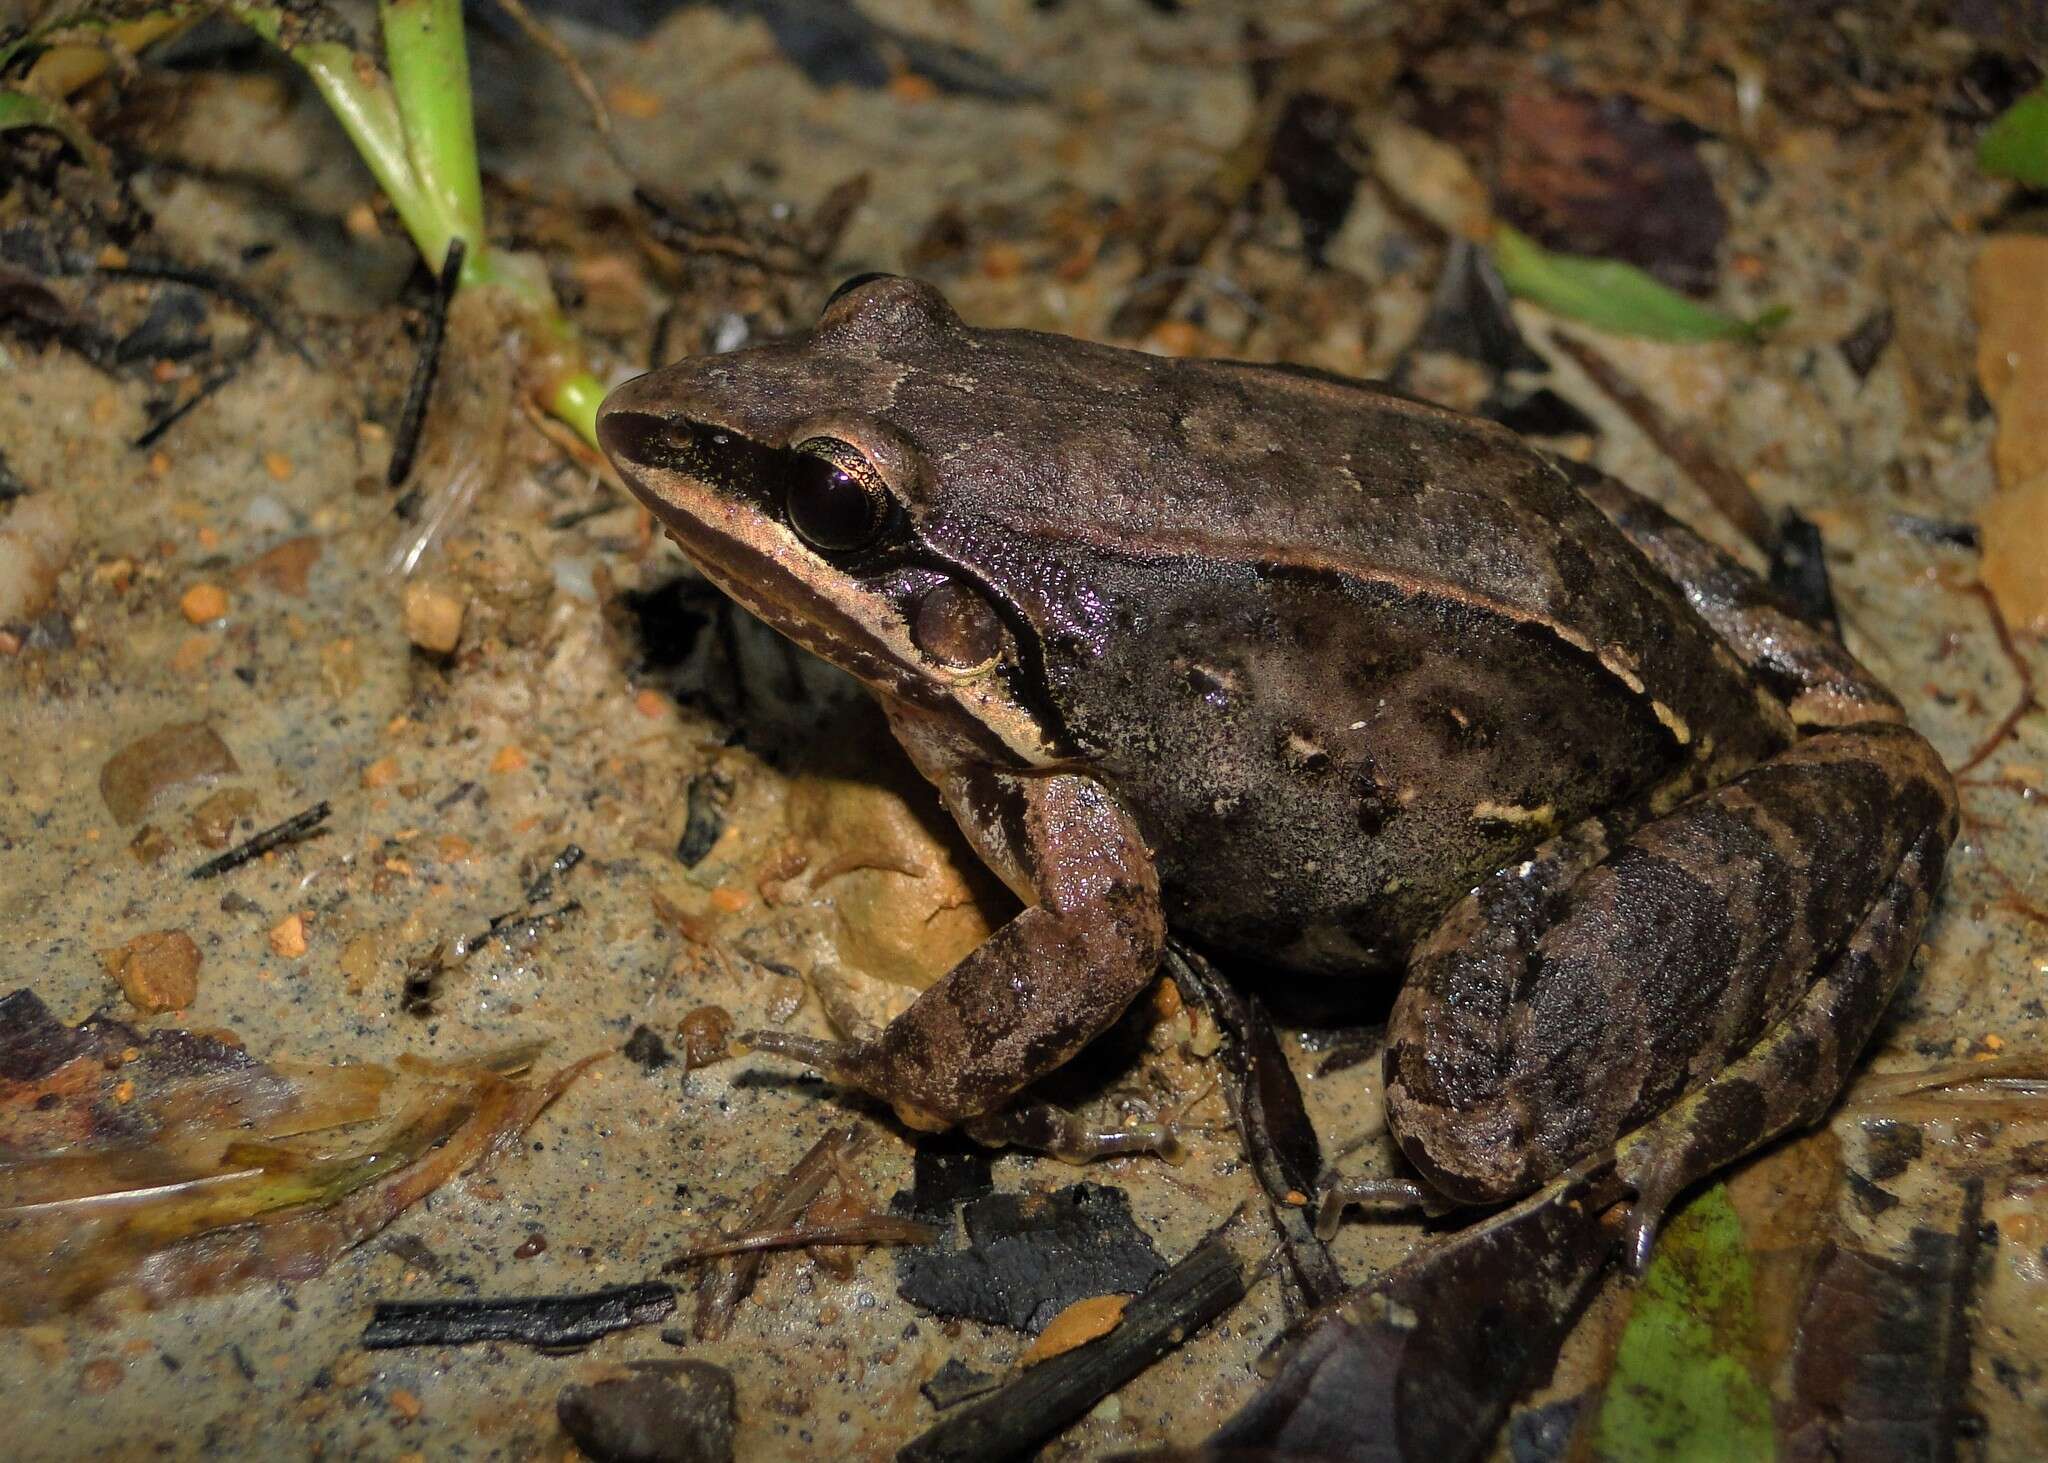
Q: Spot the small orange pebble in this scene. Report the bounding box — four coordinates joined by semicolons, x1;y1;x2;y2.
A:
179;583;230;624
608;81;661;119
78;1358;125;1395
888;70;938;104
362;756;401;789
389;1388;423;1422
97;243;129;269
1148;320;1218;359
490;744;529;775
268;913;310;959
170;635;217;675
152;359;180;385
1985;1033;2006;1052
196;526;221;549
263;451;294;482
148;451;171;478
634;688;667;719
1152;978;1183;1022
113;1079;136;1105
708;886;750;914
980;241;1026;280
1021;1294;1129;1365
1283;1189;1308;1206
436;834;473;862
343;200;382;240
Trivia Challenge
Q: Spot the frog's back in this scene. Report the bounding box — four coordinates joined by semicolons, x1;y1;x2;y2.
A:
917;334;1787;975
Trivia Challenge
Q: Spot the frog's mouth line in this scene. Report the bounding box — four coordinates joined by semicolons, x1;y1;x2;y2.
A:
600;409;1053;768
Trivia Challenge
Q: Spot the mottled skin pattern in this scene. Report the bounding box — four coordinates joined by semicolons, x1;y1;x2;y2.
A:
597;276;1956;1230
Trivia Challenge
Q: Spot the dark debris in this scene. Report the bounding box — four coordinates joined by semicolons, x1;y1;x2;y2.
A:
893;1182;1167;1334
361;1282;677;1350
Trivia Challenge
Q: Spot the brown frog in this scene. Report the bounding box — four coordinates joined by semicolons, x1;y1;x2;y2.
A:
598;275;1955;1256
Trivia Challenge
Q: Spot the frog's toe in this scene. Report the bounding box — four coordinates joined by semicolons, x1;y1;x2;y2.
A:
738;1027;852;1073
965;1101;1184;1164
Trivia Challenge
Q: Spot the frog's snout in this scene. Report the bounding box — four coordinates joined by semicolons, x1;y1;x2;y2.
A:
592;373;671;468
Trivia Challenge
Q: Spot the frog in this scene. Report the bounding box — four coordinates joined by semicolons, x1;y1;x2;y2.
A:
597;274;1956;1254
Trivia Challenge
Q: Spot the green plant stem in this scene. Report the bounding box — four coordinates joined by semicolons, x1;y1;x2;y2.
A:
379;0;486;282
292;41;451;267
549;371;605;448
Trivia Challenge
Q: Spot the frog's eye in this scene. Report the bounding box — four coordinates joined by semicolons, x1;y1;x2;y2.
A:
822;272;897;313
786;438;888;552
911;581;1005;673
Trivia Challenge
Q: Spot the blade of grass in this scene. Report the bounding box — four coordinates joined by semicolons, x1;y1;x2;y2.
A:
380;0;485;281
1492;224;1787;344
1978;85;2048;187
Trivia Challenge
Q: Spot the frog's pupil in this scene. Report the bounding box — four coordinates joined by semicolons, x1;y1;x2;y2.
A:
787;451;879;551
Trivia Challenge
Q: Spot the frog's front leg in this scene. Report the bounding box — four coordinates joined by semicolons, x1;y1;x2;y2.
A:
1382;720;1956;1261
746;765;1169;1146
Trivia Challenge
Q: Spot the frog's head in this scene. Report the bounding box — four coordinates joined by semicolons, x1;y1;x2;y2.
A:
597;274;1081;768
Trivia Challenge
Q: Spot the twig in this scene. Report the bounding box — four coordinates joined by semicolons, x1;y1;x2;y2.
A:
388;237;465;486
662;1215;936;1268
187;801;332;880
361;1282;675;1349
458;901;580;959
488;0;616;146
695;1125;870;1340
898;1228;1251;1463
80;253;317;365
520;843;584;905
132;337;259;450
1956;583;2039;777
1166;944;1343;1308
1549;328;1776;554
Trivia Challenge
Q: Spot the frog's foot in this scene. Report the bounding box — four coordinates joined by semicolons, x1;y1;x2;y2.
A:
965;1101;1185;1164
739;1028;951;1132
1313;1175;1463;1240
743;1030;1184;1161
1384;720;1957;1229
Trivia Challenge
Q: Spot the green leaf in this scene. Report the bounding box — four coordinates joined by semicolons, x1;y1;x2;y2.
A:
1491;224;1786;344
1978;85;2048;187
1592;1183;1775;1463
0;86;107;169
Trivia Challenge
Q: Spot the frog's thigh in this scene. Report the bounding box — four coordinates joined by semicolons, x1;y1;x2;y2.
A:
843;769;1166;1126
1562;458;1901;727
1384;721;1956;1207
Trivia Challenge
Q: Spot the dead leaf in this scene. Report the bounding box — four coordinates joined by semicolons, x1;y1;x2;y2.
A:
1021;1294;1131;1365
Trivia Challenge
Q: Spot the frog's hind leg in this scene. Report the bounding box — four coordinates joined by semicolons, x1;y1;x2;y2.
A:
1611;814;1941;1269
1560;457;1903;729
1383;721;1957;1255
